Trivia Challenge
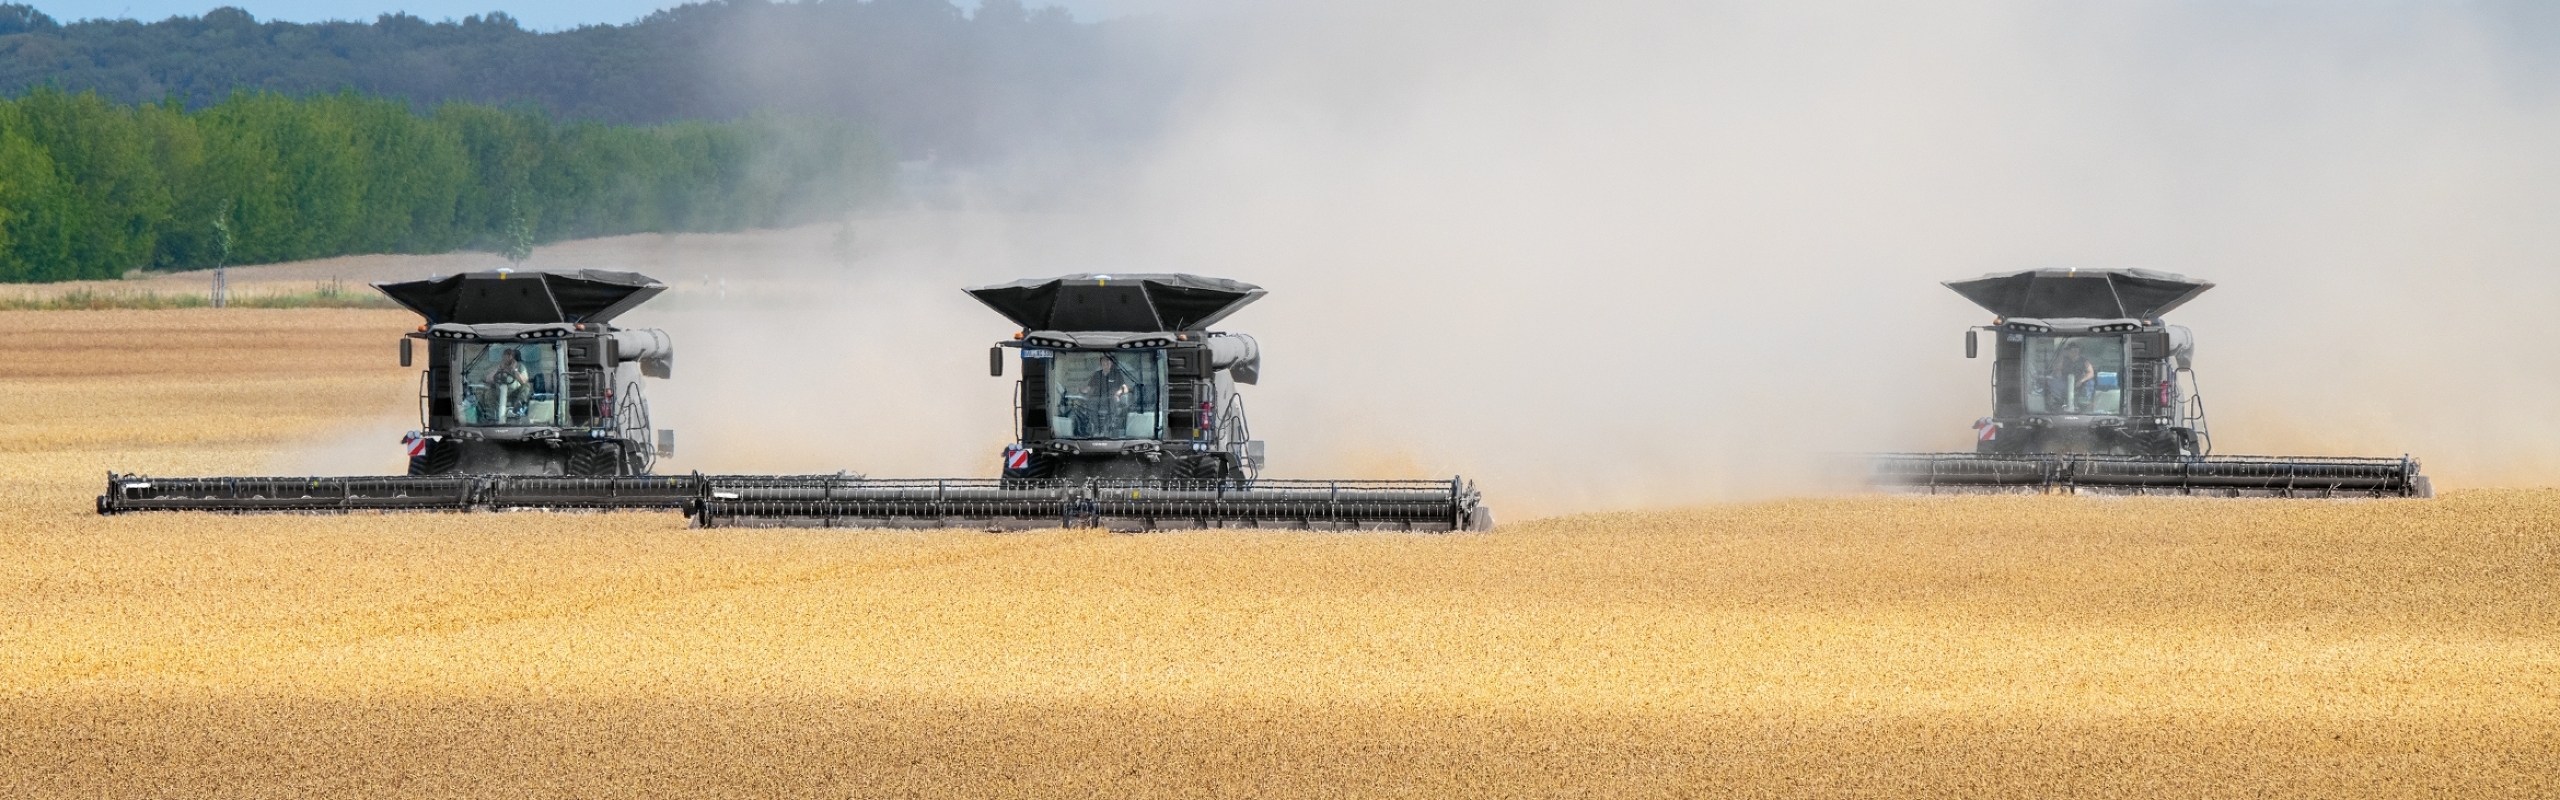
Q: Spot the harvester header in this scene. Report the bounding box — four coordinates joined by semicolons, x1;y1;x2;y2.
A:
375;269;666;326
966;273;1266;332
1946;268;2214;321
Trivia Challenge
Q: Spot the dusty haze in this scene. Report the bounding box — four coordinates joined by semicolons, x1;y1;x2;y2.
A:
288;1;2560;517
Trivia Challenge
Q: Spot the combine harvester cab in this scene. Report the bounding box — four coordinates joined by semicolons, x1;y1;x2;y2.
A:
1873;268;2431;498
99;270;700;515
691;273;1497;531
975;272;1268;485
379;269;676;477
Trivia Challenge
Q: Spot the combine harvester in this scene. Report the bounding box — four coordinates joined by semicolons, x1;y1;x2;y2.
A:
99;269;701;514
1871;268;2430;498
99;271;1495;531
692;273;1496;531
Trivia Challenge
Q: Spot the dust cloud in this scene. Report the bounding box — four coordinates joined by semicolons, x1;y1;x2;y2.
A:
1089;0;2560;514
304;1;2560;516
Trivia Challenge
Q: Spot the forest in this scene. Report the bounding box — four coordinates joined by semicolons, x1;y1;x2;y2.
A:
0;0;1169;283
0;1;1168;162
0;88;891;282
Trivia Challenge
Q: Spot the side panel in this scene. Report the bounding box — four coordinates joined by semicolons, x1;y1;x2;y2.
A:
1166;346;1212;380
1992;333;2025;418
2127;331;2170;360
426;339;457;429
1020;356;1051;439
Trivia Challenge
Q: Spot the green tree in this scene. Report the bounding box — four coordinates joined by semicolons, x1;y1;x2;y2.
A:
0;119;69;282
9;88;170;279
0;88;894;283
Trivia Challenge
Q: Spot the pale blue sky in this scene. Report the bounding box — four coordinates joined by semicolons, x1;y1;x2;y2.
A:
19;0;1129;31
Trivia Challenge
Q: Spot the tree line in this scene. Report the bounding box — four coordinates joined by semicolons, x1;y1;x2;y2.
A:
0;87;892;282
0;1;1173;162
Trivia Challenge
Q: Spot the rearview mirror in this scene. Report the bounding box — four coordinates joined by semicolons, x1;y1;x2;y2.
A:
990;346;1004;377
400;337;413;367
1965;329;1977;359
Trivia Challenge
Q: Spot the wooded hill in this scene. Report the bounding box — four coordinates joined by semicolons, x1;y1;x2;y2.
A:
0;88;889;282
0;1;1168;161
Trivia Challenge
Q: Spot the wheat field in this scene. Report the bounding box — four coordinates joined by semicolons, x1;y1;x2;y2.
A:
3;308;2555;798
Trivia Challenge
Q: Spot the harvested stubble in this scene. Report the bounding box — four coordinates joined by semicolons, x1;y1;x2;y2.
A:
3;309;2556;799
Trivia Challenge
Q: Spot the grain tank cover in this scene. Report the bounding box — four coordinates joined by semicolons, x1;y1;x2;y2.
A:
374;270;666;326
966;273;1266;332
1945;268;2213;320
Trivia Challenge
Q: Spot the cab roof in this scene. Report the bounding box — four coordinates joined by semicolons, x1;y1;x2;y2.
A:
965;273;1266;332
374;270;664;325
1945;268;2213;320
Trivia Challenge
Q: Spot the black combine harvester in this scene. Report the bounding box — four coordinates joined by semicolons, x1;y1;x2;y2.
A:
691;274;1495;531
1871;268;2430;498
99;269;701;514
99;272;1495;531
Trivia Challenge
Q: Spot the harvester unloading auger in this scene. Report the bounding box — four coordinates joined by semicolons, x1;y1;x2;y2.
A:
99;270;703;514
1870;268;2431;497
690;274;1497;531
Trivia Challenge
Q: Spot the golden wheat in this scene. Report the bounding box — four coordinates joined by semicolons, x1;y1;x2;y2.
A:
1;308;2553;799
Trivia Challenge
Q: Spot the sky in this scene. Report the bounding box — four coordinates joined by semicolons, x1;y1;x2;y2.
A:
21;0;1125;30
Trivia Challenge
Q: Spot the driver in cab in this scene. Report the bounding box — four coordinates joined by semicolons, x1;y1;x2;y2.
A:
2048;341;2095;413
476;348;532;424
1080;353;1137;437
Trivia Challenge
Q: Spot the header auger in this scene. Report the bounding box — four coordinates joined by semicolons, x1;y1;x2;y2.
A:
1871;268;2431;498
